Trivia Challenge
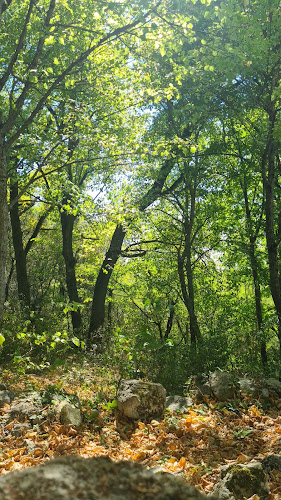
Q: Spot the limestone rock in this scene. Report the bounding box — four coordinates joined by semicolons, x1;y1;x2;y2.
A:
189;375;212;402
238;377;259;397
209;371;234;401
264;378;281;395
166;395;192;412
0;390;14;407
261;454;281;473
0;455;216;500
11;423;31;437
59;403;82;426
117;379;166;421
9;392;42;423
211;462;269;500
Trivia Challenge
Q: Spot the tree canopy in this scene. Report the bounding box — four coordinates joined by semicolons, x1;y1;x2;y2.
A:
0;0;281;381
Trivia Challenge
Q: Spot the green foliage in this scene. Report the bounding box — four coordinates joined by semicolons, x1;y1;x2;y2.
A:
1;0;281;387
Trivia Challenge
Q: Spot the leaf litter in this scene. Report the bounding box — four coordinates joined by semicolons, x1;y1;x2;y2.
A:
0;359;281;499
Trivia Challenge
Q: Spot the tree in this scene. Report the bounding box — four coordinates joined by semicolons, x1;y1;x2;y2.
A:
0;0;163;333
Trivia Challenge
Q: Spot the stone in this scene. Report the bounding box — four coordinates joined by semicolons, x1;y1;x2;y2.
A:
264;378;281;395
211;462;269;500
166;395;192;412
209;371;234;401
0;390;14;407
261;388;270;399
238;377;259;397
9;392;42;423
0;455;216;500
11;423;31;437
117;379;166;421
261;454;281;473
188;375;212;402
23;438;37;455
59;403;82;426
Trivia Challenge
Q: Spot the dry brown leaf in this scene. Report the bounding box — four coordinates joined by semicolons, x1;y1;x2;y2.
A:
236;453;250;463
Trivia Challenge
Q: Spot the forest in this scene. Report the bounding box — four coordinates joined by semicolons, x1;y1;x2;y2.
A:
0;0;281;386
1;1;281;498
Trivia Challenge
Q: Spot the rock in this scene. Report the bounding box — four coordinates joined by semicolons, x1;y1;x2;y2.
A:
264;378;281;395
0;383;7;390
117;380;166;421
211;462;269;500
261;387;270;399
238;377;259;397
59;403;82;426
209;371;234;401
189;375;212;402
166;395;192;412
23;438;37;455
9;392;42;423
0;455;216;500
261;454;281;473
0;390;14;407
11;423;31;437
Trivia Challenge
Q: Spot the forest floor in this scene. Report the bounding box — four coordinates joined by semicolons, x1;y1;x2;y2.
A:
0;357;281;499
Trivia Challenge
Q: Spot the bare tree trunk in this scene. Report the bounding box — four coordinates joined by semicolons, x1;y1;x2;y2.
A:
0;139;8;332
87;224;126;347
60;207;82;334
177;249;201;346
262;108;281;363
241;180;267;368
10;180;31;310
87;156;177;349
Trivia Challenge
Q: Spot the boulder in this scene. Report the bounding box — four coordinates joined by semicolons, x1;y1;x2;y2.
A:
166;395;192;412
211;462;269;500
0;455;216;500
238;377;259;397
9;392;42;423
261;454;281;473
209;371;234;401
117;379;166;421
11;423;31;437
0;389;14;407
59;402;82;426
264;378;281;395
188;375;212;402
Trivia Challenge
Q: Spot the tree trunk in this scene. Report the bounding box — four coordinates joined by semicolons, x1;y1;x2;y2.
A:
242;181;267;368
185;243;202;344
60;207;82;334
164;300;175;339
248;236;267;367
0;139;8;332
262;109;281;362
177;249;201;346
87;224;126;347
10;180;31;310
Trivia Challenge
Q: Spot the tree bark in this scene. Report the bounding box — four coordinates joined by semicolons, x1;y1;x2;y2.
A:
261;107;281;362
242;180;267;368
177;248;201;346
87;157;177;348
10;180;31;310
87;224;126;347
60;207;82;334
248;237;267;367
0;138;8;332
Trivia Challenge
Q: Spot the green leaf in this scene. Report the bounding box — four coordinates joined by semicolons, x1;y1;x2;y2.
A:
71;337;80;347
